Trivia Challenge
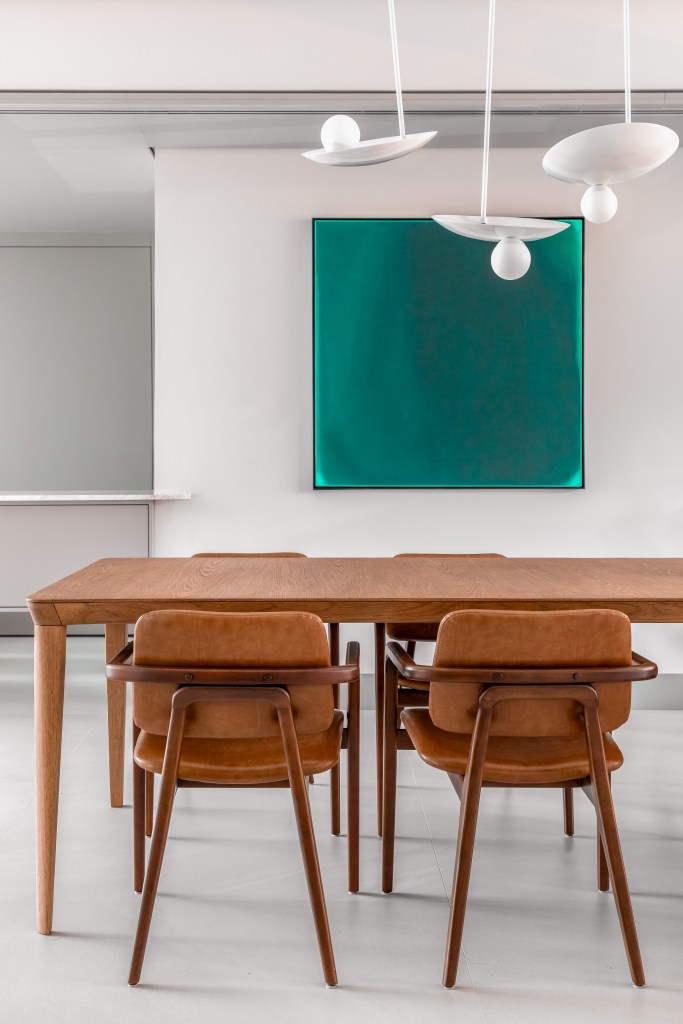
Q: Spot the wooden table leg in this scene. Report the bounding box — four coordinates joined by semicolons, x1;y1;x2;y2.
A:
374;623;385;837
35;624;67;935
105;623;128;808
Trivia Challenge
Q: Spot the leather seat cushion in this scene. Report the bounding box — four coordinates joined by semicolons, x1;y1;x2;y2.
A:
401;708;624;784
135;710;344;785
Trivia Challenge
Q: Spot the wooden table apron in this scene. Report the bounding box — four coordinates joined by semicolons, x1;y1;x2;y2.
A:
27;556;683;935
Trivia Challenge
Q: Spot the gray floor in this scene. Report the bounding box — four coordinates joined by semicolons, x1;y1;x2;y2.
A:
1;637;682;1023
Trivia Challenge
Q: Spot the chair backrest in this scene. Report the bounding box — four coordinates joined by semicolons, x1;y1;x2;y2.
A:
192;552;307;558
132;609;332;740
386;553;507;641
430;608;632;738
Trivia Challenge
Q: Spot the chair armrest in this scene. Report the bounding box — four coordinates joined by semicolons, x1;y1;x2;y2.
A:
386;640;657;685
631;651;658;675
386;641;436;684
107;641;134;667
106;654;359;687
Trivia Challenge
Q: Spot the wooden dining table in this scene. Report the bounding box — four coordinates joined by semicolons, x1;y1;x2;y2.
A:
27;554;683;935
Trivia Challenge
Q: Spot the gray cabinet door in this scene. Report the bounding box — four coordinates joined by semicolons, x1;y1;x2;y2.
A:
0;245;152;490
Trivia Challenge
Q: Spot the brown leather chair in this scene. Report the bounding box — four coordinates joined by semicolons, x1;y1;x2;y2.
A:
104;553;329;823
374;553;506;834
190;552;343;834
381;608;657;987
107;609;360;987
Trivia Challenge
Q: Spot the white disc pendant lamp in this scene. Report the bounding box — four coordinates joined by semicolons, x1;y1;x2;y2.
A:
433;0;568;280
302;0;436;167
543;0;678;223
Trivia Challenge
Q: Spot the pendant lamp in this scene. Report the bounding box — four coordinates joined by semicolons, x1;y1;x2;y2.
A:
433;0;568;280
543;0;678;223
302;0;436;167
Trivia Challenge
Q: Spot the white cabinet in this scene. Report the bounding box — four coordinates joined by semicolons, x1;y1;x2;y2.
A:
0;244;153;492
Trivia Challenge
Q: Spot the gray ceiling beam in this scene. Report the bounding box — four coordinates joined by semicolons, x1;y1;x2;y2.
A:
1;90;683;115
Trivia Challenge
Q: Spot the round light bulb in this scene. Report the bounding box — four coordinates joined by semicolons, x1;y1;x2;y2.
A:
491;238;531;280
320;115;361;153
581;184;618;224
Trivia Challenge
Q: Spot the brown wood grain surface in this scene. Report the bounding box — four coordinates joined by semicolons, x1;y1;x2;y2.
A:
26;556;683;625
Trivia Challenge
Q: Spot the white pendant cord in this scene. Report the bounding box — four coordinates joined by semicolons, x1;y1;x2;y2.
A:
387;0;406;139
303;0;437;164
480;0;496;222
623;0;632;124
542;0;678;203
433;0;571;276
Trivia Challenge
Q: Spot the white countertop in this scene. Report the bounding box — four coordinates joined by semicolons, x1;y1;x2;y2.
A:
0;492;191;503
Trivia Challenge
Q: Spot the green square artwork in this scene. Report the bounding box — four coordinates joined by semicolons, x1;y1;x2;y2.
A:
313;218;583;488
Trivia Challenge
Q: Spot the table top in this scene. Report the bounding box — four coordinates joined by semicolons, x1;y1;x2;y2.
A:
26;556;683;626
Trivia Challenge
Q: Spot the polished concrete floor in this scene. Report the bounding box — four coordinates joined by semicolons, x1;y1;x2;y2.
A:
1;637;682;1023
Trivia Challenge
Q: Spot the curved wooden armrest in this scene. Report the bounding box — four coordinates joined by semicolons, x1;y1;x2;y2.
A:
386;641;418;673
106;648;360;687
386;640;657;685
631;652;657;671
108;641;134;667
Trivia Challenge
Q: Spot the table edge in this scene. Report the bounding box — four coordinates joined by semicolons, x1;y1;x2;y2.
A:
26;596;683;626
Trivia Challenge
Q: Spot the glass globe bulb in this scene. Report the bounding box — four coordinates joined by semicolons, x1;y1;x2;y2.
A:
581;184;618;224
320;115;361;153
491;238;531;280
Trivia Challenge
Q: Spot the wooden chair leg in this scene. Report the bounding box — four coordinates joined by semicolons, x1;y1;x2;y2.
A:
105;623;128;808
278;703;337;987
581;779;611;891
347;671;360;894
328;623;341;836
563;785;574;837
129;706;186;986
330;762;341;836
381;656;399;893
405;640;417;659
449;773;463;800
594;772;610;892
443;704;493;989
584;707;645;987
132;725;145;894
375;623;386;837
598;833;610;892
145;771;154;838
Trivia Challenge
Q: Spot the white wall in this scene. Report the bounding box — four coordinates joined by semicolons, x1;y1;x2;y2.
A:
153;145;683;674
0;0;682;91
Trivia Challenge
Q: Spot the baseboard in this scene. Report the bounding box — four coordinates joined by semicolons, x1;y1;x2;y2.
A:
0;609;104;636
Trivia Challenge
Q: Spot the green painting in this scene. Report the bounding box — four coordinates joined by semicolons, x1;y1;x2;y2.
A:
313;218;583;489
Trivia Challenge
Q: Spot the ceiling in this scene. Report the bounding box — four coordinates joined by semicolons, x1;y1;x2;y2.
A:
0;91;681;233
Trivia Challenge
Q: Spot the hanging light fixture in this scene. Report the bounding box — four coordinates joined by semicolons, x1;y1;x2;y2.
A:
302;0;436;167
543;0;678;223
433;0;568;280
